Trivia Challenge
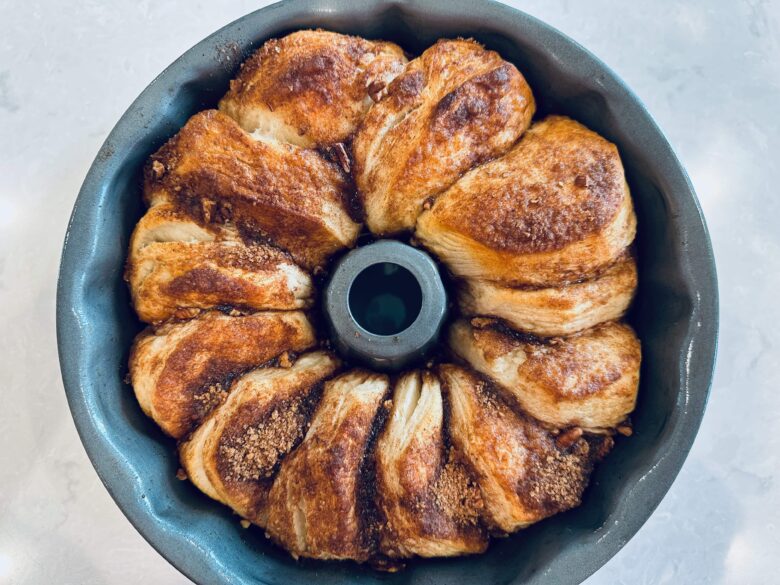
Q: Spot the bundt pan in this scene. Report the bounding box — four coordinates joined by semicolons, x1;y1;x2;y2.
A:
56;0;718;583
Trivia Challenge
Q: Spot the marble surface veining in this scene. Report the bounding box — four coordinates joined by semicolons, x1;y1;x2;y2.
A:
0;1;778;583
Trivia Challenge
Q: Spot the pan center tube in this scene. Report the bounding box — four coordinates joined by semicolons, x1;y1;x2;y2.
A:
323;240;447;371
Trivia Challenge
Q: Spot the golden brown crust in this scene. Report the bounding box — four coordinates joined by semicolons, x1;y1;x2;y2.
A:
376;371;487;558
416;116;636;285
353;39;535;234
265;370;389;561
145;110;360;269
129;311;316;438
179;352;340;526
127;205;313;323
219;30;406;147
439;364;610;532
448;319;641;430
123;31;643;566
457;252;638;336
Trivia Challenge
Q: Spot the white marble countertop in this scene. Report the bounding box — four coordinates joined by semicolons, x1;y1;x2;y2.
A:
1;0;778;583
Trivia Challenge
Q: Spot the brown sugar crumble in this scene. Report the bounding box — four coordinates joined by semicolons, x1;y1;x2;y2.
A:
220;401;307;481
432;450;483;526
195;383;228;415
525;440;590;512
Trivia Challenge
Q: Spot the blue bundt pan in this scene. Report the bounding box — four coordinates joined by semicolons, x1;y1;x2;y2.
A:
56;1;719;583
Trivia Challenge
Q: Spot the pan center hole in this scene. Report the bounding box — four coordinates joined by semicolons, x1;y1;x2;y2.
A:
348;262;423;336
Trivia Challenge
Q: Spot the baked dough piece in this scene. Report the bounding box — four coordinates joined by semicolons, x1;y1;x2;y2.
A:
129;311;316;438
416;116;636;285
353;39;535;234
127;202;228;248
144;110;360;269
448;319;640;430
179;352;340;525
220;30;406;147
127;204;312;324
376;371;487;558
439;364;610;532
458;252;637;337
123;30;644;566
265;370;389;561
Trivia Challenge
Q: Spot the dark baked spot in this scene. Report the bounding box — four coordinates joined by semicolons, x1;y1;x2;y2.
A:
388;69;425;105
357;388;392;557
276;50;343;105
166;267;248;299
431;65;514;137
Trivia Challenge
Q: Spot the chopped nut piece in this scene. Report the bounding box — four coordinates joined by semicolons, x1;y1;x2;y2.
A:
201;199;216;222
470;317;498;329
556;427;584;450
173;307;201;320
151;160;166;178
332;143;351;174
367;79;386;102
278;351;293;368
